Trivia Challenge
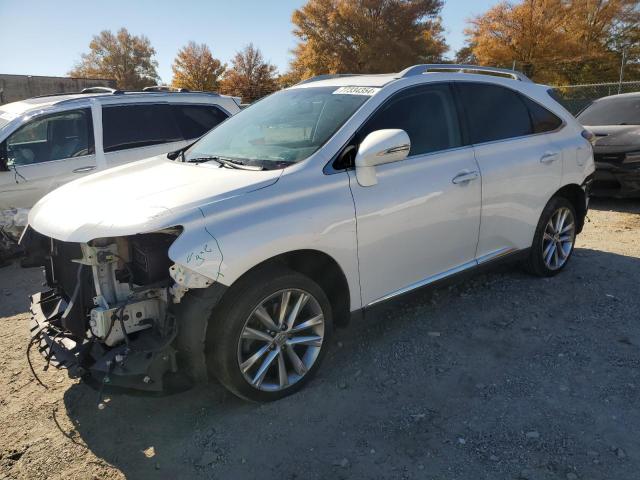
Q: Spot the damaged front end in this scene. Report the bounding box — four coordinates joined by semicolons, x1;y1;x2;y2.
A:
27;228;215;393
1;208;29;262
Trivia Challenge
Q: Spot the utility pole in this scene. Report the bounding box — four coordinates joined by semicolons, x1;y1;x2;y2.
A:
618;47;627;94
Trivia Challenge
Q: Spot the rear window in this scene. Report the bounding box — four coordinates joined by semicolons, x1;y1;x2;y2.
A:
457;83;532;143
171;104;228;139
102;104;182;153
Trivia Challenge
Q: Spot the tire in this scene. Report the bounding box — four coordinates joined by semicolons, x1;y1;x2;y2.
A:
207;264;333;402
525;196;577;277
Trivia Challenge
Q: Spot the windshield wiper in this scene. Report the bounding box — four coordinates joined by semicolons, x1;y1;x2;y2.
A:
187;156;264;170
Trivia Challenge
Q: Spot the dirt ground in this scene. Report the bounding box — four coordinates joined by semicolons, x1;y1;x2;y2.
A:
1;198;639;480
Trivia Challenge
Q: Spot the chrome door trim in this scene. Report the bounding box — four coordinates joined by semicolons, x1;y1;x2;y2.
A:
366;247;518;307
476;246;517;264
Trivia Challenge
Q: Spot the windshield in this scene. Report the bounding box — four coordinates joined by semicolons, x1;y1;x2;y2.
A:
185;86;373;168
577;96;640;126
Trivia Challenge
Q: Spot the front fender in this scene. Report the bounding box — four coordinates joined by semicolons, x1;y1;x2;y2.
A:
168;215;223;283
191;168;361;311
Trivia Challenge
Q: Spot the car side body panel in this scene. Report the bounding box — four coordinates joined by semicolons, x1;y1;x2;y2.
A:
193;166;362;311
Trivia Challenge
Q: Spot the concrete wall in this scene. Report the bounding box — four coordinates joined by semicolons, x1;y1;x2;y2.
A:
0;74;116;105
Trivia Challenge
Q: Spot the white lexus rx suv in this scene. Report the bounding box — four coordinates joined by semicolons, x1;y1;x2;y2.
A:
24;65;594;402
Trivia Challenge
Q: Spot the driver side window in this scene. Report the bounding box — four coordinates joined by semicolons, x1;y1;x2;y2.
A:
5;109;94;166
335;83;462;170
358;83;462;157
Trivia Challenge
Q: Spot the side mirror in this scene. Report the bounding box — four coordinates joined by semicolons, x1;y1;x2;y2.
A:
355;129;410;187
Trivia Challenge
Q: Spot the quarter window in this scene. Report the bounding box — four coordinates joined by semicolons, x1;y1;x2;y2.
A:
521;96;563;133
5;109;93;166
358;84;462;156
457;83;532;143
171;104;228;139
102;104;182;153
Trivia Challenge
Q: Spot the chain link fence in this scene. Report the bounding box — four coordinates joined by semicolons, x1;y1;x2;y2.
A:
552;80;640;115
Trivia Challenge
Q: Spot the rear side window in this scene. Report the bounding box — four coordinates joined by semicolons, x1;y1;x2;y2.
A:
457;83;532;143
521;96;563;133
358;83;462;156
102;104;182;153
171;104;228;139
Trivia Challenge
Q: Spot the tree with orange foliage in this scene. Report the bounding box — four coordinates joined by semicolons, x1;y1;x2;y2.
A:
289;0;448;79
69;28;159;89
219;44;278;103
461;0;639;84
172;41;226;91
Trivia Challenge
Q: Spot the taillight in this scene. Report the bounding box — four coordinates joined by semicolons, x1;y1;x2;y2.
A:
581;129;595;144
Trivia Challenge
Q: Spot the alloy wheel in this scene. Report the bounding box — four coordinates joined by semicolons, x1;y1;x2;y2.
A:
237;289;325;392
542;207;576;270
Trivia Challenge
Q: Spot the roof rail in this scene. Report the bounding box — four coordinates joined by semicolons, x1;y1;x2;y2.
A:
296;74;364;85
80;87;123;94
397;64;532;82
143;85;189;92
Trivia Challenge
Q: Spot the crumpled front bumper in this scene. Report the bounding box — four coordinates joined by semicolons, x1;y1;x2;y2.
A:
593;162;640;198
29;290;178;392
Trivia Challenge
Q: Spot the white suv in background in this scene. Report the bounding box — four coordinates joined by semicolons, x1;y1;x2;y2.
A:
0;88;240;238
25;65;594;402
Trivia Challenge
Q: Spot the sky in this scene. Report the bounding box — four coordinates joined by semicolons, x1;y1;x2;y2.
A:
0;0;499;83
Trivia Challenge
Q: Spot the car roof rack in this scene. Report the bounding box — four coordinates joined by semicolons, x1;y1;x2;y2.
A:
80;86;124;94
397;64;532;82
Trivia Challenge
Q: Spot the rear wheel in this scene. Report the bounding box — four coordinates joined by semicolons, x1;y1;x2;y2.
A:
207;265;332;402
525;196;577;277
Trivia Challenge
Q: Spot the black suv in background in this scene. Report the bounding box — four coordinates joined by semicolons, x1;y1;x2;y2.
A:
578;92;640;197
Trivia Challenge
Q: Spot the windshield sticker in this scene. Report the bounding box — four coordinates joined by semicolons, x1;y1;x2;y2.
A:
333;86;380;96
0;111;18;122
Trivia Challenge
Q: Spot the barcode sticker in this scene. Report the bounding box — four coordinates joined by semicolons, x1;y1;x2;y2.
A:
333;86;380;96
0;111;18;121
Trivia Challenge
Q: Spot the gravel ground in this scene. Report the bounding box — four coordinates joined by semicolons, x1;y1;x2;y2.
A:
0;198;639;480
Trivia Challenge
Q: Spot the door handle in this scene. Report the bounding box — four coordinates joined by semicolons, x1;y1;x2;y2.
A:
452;171;479;185
72;166;96;173
540;152;559;164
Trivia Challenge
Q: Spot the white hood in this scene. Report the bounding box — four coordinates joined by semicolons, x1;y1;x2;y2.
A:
28;156;282;242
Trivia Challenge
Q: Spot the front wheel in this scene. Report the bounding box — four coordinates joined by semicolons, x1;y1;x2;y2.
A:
207;265;332;402
525;196;577;277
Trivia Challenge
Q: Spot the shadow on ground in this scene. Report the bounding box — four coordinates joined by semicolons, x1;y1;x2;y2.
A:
63;248;640;479
589;197;640;214
0;262;43;317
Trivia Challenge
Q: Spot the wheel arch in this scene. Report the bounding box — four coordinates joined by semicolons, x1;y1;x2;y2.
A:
221;249;352;326
552;183;587;233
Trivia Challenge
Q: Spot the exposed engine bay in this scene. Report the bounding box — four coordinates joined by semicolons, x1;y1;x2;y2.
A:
26;228;218;396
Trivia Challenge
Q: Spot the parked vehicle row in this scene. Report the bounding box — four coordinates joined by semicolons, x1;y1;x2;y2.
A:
23;64;594;402
0;88;241;226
